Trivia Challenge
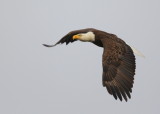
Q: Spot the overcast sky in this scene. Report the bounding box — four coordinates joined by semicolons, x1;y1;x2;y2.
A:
0;0;160;114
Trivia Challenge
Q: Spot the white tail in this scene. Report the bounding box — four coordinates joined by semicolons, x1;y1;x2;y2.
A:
131;46;145;58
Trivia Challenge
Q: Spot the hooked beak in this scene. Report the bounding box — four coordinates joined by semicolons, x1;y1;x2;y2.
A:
73;35;81;40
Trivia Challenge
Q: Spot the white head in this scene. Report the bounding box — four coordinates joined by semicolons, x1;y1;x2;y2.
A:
72;31;95;42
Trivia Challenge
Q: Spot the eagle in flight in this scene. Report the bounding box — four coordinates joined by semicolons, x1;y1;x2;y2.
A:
43;28;143;101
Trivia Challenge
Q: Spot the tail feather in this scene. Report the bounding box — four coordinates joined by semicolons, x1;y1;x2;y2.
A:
130;46;145;58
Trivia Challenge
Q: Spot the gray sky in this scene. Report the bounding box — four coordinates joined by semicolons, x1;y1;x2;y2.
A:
0;0;160;114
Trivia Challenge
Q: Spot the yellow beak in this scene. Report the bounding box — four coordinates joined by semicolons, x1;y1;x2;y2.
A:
73;35;80;40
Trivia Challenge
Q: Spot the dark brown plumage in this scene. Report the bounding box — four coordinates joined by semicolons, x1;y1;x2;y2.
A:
43;28;136;102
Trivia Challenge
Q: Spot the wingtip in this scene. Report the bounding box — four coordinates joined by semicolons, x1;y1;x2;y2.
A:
42;44;56;47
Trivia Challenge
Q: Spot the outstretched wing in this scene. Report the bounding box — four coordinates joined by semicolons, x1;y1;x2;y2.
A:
43;32;77;47
102;37;136;101
43;28;95;47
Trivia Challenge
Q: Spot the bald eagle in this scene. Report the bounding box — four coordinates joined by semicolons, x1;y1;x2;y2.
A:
43;28;139;101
